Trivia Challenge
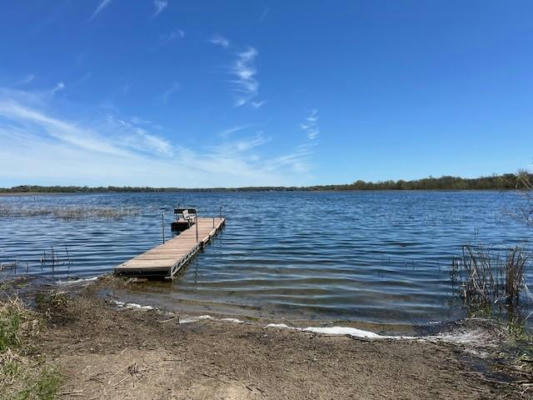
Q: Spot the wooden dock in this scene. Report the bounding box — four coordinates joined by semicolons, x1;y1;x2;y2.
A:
114;217;225;279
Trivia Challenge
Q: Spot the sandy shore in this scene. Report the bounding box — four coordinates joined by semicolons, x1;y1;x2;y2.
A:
0;277;522;399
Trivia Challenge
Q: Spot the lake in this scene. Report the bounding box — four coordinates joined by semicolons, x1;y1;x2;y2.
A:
0;191;531;326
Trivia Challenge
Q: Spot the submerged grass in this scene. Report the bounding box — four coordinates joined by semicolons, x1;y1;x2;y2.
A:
0;296;62;399
0;205;139;220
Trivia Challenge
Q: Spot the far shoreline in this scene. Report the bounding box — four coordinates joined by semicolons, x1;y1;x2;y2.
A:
0;172;530;194
0;189;527;196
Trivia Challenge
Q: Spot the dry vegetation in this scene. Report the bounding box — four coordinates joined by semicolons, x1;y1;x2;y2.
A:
451;246;530;324
0;205;139;220
0;296;62;399
452;246;529;313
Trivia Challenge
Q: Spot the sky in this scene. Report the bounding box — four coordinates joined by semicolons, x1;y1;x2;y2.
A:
0;1;532;187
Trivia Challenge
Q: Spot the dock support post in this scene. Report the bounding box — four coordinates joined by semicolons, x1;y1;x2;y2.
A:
161;211;165;244
196;213;199;242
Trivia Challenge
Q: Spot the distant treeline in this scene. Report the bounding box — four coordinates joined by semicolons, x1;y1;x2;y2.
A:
1;173;531;193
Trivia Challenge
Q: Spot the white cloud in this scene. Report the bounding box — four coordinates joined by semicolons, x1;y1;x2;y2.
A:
259;8;270;22
51;82;65;96
0;101;133;158
105;115;172;156
301;109;319;140
209;34;230;48
211;132;270;154
217;125;251;138
251;100;266;109
210;39;265;108
159;29;184;45
90;0;112;20
231;47;263;108
161;82;180;103
153;0;168;17
0;90;314;187
16;74;35;86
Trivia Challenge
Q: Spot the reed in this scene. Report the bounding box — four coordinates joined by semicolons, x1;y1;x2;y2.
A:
517;169;533;226
451;245;529;319
0;205;139;220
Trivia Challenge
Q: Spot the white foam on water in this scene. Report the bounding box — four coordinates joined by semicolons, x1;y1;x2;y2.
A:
197;315;214;320
303;326;383;338
124;303;154;310
432;329;493;346
56;276;98;285
110;299;153;311
220;318;243;324
265;323;418;340
179;315;214;324
265;323;294;329
179;318;197;324
106;300;489;346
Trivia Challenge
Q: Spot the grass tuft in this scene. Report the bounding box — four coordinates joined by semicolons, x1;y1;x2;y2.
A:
0;298;26;352
0;296;62;399
451;246;530;324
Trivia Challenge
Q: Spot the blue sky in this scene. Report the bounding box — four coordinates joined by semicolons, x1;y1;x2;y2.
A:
0;1;532;187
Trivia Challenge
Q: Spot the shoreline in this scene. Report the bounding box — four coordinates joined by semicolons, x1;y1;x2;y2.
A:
6;274;457;335
0;189;525;196
1;276;531;399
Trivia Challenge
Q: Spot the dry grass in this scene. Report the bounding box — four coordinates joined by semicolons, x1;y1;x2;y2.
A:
451;246;529;321
0;205;139;220
0;297;62;399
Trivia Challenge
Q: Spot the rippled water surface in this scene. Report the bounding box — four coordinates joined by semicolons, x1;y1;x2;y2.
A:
1;191;531;325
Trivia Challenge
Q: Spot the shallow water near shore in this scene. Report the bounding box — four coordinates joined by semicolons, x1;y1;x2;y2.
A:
1;191;531;327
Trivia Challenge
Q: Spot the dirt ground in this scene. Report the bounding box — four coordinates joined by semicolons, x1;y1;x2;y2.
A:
16;282;526;400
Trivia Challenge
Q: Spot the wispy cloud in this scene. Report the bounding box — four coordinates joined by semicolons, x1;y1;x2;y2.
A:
51;82;65;96
0;88;313;187
231;47;261;108
217;125;251;139
251;100;266;109
161;82;180;103
211;132;270;154
159;29;184;45
209;34;230;48
105;115;172;156
71;72;92;88
0;101;132;157
210;37;265;108
90;0;112;20
259;7;270;22
16;74;35;86
153;0;168;17
301;109;319;140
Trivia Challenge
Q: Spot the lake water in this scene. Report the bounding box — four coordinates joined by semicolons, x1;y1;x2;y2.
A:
0;191;531;326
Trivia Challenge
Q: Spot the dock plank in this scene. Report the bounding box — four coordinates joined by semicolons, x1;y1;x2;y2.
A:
114;217;225;279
